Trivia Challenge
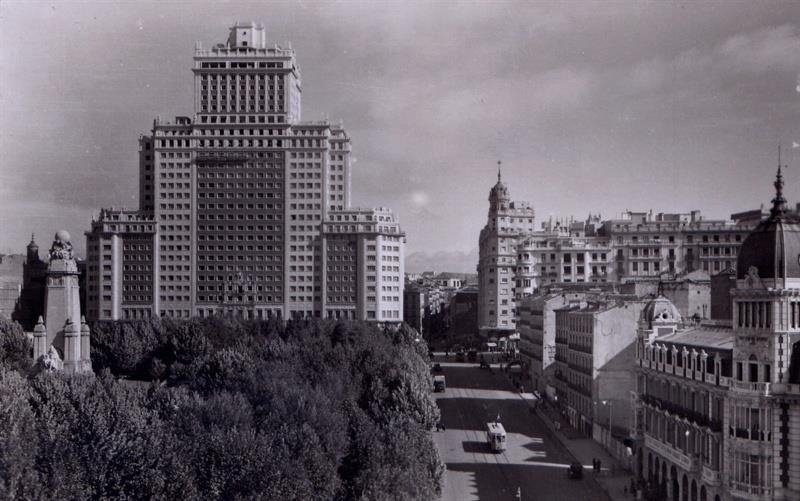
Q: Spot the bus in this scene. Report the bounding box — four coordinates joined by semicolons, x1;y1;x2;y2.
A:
486;421;507;452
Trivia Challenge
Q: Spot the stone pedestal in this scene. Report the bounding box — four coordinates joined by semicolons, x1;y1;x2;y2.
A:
44;259;81;355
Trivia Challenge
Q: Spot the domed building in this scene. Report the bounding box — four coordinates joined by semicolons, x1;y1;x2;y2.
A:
641;295;683;328
736;167;800;290
634;166;800;501
726;166;800;500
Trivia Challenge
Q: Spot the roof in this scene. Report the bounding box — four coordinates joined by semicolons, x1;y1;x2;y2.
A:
737;166;800;280
656;325;734;350
487;422;506;434
680;270;711;282
641;296;682;327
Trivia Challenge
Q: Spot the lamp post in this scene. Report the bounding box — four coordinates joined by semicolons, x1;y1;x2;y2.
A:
685;429;690;454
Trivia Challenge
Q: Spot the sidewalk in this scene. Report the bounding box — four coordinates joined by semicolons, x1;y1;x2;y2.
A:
523;394;637;501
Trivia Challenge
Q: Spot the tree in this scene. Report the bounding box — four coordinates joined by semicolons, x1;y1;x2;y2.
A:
0;316;32;373
14;318;444;499
0;371;41;499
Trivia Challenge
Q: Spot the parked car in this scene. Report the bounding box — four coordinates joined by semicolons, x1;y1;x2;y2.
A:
432;363;443;372
567;462;584;479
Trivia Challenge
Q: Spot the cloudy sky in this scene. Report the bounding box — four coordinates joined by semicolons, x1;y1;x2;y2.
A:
1;1;799;271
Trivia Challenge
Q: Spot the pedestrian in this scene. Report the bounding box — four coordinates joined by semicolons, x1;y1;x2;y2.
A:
592;458;596;472
597;459;602;473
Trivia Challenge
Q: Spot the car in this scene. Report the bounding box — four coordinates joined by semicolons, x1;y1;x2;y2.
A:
433;375;446;392
455;352;466;362
479;361;491;370
432;363;443;372
567;462;584;479
467;349;478;362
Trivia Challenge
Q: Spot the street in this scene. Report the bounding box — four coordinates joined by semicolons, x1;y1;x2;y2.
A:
432;359;611;501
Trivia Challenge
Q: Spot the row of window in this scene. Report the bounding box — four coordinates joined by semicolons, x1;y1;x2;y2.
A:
197;114;286;124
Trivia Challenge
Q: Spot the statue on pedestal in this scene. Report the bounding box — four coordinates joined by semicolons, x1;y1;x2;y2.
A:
48;230;74;262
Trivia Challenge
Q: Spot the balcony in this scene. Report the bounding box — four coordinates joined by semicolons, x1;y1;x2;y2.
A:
729;380;771;395
567;361;592;376
640;395;722;432
701;465;721;486
770;382;800;395
568;342;593;355
644;435;694;471
730;481;771;499
567;380;592;397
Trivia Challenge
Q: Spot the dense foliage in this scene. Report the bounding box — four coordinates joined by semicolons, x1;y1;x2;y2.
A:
0;317;444;500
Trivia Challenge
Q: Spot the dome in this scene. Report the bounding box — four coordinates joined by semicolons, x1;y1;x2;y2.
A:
489;161;510;202
55;230;71;243
736;166;800;281
641;295;681;328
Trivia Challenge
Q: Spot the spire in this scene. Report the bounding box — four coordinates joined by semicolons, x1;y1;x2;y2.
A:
497;160;502;183
771;145;788;219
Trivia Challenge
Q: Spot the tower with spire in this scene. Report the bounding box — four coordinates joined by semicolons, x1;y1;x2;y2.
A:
726;158;800;499
12;233;48;330
477;161;536;337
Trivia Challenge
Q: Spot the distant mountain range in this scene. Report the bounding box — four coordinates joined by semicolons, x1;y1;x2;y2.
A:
405;248;479;274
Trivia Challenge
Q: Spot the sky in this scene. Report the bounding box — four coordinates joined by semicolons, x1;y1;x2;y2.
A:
1;1;799;272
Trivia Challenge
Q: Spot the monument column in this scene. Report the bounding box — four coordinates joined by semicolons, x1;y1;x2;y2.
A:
43;230;82;355
38;230;91;374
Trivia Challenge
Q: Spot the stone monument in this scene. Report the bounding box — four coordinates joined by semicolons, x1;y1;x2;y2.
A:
33;231;92;373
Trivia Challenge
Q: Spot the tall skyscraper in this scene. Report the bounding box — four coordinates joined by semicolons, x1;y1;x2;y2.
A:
86;22;403;324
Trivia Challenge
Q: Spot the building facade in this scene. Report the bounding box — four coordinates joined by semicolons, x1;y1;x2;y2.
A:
517;291;587;393
321;207;404;324
85;210;158;321
477;167;536;337
86;23;403;323
633;169;800;501
477;172;757;340
554;298;645;436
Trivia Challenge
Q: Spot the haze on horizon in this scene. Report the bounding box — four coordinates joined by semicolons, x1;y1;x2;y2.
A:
1;1;799;272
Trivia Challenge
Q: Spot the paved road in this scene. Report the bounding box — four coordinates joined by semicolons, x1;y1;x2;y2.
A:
432;361;611;501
